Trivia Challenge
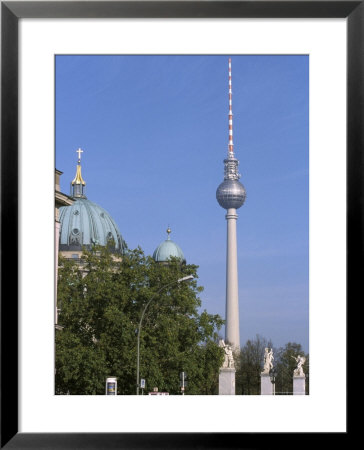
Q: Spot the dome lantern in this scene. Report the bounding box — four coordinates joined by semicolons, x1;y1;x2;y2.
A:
71;148;86;198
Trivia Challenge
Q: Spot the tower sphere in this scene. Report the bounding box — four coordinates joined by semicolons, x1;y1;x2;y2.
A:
216;179;246;210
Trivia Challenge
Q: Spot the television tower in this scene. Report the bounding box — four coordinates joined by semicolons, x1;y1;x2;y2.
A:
216;58;246;350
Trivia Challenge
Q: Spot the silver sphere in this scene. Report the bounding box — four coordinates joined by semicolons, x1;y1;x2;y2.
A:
216;179;246;210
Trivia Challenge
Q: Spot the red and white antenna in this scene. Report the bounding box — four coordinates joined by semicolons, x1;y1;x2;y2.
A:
228;58;234;156
221;58;241;181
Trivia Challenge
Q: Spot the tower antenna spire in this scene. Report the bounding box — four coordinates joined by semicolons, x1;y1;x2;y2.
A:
228;58;234;157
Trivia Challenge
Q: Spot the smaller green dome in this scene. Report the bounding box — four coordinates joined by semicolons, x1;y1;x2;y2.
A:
153;228;185;263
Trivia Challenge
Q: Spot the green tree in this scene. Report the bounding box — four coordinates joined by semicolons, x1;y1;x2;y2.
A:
235;334;273;395
56;245;224;395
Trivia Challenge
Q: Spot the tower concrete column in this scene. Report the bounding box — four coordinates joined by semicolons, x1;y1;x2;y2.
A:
225;208;240;349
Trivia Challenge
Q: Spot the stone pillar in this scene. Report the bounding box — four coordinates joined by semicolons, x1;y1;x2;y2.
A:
293;375;306;395
219;368;236;395
225;208;240;350
261;373;273;395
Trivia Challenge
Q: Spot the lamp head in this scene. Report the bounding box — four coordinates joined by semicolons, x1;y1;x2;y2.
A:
178;275;194;283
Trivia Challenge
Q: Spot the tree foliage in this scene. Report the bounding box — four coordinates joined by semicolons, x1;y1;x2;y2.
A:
235;334;273;395
56;245;224;395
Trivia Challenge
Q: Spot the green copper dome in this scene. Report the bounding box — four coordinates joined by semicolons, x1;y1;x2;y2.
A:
59;198;125;253
58;150;125;254
153;227;185;263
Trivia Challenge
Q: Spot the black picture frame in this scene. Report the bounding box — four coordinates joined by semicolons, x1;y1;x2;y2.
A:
1;1;356;448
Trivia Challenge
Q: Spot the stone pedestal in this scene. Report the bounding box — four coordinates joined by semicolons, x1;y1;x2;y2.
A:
293;375;306;395
219;368;236;395
260;373;273;395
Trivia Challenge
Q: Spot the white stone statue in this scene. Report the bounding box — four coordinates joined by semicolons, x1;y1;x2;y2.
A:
292;355;306;377
261;347;274;374
219;339;235;369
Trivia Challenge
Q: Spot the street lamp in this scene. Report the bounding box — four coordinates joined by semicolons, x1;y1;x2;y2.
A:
269;367;277;395
136;275;194;395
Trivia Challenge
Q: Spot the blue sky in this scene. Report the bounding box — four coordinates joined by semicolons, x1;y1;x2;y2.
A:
56;55;309;352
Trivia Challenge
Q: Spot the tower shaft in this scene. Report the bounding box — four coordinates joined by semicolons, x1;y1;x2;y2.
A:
216;58;246;352
225;208;240;349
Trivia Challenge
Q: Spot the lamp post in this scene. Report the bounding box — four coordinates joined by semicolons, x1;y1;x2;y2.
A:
269;367;277;395
136;275;194;395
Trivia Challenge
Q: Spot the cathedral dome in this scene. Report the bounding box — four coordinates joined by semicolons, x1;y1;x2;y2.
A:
59;198;124;253
153;228;185;263
58;149;125;254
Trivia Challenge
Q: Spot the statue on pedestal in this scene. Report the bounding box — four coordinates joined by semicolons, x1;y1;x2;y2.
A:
219;339;235;369
292;355;306;376
261;347;274;374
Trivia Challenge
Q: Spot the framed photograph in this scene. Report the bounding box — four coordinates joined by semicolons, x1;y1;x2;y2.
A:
1;1;357;447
